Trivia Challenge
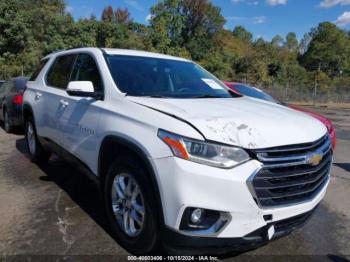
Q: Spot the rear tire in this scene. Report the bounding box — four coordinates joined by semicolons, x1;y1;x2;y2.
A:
104;156;160;255
25;117;51;163
4;110;13;133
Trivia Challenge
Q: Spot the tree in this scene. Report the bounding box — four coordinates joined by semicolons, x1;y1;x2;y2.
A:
115;8;132;24
149;0;185;54
0;0;73;76
271;35;283;47
101;5;115;22
0;0;29;55
66;17;98;48
23;0;73;53
199;51;231;79
232;26;253;43
301;22;350;77
183;0;225;60
181;0;225;42
299;32;311;54
285;32;298;52
149;0;225;59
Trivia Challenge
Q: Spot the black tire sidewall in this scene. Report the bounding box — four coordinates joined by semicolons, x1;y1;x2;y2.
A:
104;156;159;254
25;117;50;163
25;118;36;160
4;110;11;133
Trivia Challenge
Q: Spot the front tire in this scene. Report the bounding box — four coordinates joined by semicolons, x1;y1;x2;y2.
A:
104;156;159;255
25;117;51;163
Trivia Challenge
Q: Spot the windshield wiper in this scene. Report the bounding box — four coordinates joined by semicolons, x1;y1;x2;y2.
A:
130;94;167;98
193;94;225;98
147;95;167;98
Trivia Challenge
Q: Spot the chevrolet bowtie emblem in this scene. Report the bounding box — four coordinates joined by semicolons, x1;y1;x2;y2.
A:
307;152;323;166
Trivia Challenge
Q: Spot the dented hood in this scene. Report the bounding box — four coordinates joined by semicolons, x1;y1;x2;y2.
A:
127;96;327;149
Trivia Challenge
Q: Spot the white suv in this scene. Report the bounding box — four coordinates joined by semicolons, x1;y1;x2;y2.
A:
23;48;332;255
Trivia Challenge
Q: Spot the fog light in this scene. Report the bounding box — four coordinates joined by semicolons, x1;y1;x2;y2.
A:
190;208;203;224
180;207;223;231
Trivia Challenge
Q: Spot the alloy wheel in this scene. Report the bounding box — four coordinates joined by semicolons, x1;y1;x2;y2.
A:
27;122;36;155
111;173;145;237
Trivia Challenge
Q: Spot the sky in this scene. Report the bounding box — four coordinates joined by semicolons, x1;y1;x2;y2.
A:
65;0;350;40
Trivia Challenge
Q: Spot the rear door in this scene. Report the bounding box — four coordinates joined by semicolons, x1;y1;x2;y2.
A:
39;54;77;145
58;53;103;169
26;58;50;137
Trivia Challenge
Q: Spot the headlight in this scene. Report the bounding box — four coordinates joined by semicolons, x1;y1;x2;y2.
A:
158;129;250;168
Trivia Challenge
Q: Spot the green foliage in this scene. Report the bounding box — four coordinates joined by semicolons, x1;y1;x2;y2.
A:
301;22;350;77
271;35;283;47
0;0;349;97
285;32;298;51
0;0;72;77
199;51;232;80
66;18;98;48
149;0;225;59
232;26;253;43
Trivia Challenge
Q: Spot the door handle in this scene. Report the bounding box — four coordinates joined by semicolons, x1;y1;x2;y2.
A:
35;92;42;100
59;99;69;107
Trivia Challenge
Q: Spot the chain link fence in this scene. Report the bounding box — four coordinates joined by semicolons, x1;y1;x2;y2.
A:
258;86;350;105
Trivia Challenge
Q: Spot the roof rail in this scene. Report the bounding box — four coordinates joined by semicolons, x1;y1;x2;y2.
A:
50;46;96;54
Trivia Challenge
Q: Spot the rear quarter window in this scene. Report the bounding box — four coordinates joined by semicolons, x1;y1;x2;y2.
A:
29;58;49;81
46;54;77;89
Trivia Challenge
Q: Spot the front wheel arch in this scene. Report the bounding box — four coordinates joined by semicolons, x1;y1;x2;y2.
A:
98;135;165;227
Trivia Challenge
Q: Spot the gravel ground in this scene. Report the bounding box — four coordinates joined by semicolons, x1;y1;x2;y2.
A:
0;106;349;261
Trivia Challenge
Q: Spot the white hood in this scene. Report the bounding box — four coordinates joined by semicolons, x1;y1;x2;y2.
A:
127;96;327;149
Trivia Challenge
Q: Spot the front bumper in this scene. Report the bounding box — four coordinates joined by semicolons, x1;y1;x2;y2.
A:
153;156;329;249
162;206;318;254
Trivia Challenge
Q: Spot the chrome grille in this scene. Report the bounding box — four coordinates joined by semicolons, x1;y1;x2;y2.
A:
249;134;332;208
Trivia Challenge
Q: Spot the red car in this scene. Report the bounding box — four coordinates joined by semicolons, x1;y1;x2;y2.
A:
225;82;336;149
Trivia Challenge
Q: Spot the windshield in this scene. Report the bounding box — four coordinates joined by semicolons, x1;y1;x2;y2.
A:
233;84;278;103
106;55;232;98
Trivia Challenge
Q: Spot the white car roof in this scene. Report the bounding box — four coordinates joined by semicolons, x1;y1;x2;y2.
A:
43;47;190;62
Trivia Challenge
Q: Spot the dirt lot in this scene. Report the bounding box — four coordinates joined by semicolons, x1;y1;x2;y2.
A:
0;106;349;261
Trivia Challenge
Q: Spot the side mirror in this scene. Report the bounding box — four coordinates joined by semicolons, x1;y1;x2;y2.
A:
66;81;101;99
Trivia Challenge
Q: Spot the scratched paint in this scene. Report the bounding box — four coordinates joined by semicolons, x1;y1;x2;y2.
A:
203;118;266;149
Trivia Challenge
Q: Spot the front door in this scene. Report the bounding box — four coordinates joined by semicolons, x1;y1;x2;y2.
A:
58;53;104;172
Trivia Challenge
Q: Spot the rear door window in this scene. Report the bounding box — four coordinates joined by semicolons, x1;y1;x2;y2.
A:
70;53;103;92
46;54;77;89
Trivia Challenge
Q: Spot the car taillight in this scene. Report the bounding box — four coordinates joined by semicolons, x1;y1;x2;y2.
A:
12;94;23;105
